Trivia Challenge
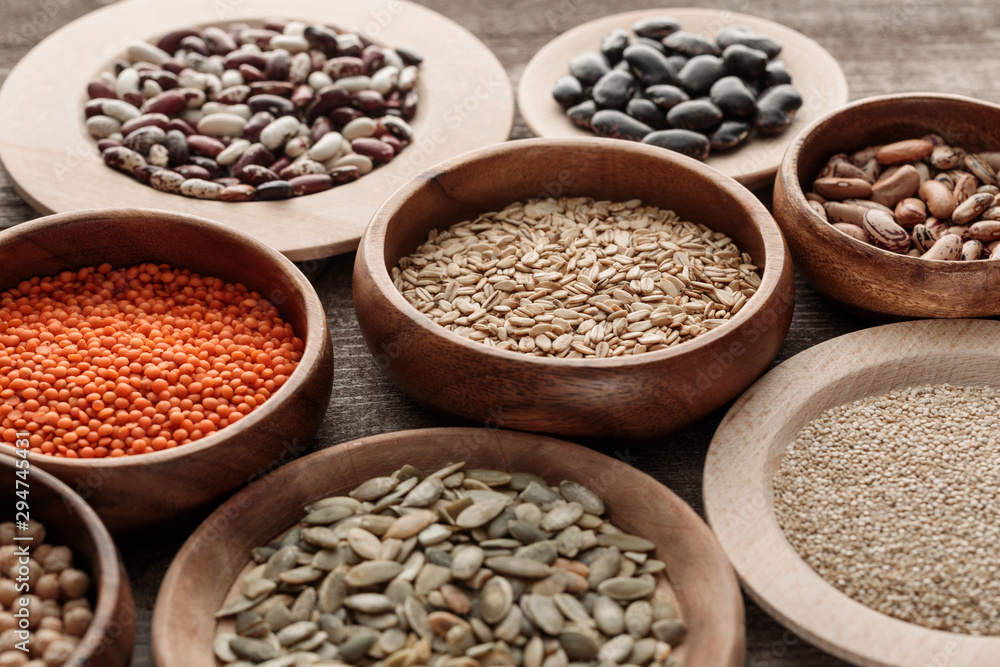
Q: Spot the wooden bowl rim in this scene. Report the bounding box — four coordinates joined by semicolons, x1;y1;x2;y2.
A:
0;207;328;469
152;426;745;665
359;136;790;368
0;0;515;261
778;92;1000;272
703;319;1000;667
0;454;130;662
516;7;849;191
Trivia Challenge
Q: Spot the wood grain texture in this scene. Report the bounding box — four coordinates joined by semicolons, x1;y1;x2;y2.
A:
703;319;1000;666
0;209;334;532
152;428;745;667
0;455;135;666
774;93;1000;319
3;0;1000;665
354;137;794;438
518;8;848;191
0;0;514;261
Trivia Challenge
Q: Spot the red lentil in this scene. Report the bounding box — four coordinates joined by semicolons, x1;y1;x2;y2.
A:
0;263;303;458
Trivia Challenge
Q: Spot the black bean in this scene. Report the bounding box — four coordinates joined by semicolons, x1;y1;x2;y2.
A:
600;29;631;65
709;120;753;151
569;51;611;86
662;31;721;57
721;44;769;80
623;44;677;87
591;109;653;141
631;16;681;39
676;55;726;96
626;98;666;129
552;75;585;109
666;55;689;72
566;100;598;129
755;84;803;135
716;25;782;58
666;99;723;131
642;129;710;160
645;85;690;110
761;60;793;89
632;37;668;55
710;76;757;117
592;70;636;110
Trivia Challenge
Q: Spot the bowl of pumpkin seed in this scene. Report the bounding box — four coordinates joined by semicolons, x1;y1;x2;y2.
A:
151;427;744;667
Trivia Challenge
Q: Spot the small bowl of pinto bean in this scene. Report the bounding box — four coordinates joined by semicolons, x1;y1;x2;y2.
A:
0;209;333;532
774;93;1000;319
353;137;795;439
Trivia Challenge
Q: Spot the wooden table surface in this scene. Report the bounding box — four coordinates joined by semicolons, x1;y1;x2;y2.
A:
2;1;998;665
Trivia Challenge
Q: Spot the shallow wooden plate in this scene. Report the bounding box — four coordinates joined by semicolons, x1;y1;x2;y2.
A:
153;427;745;666
0;0;514;261
703;319;1000;667
518;8;848;190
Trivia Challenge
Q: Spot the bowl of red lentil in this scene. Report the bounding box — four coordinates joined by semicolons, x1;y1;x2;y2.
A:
353;137;794;438
0;208;334;532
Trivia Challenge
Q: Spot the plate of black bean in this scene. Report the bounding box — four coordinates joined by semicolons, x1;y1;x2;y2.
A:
518;9;847;191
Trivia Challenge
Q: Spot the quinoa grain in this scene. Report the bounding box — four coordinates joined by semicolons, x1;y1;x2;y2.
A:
773;384;1000;635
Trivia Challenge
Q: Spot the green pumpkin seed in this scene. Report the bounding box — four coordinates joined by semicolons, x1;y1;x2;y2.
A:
596;577;656;601
349;476;399;501
455;498;509;528
344;560;404;587
485;556;551;578
480;576;514;624
596;533;656;553
558;481;605;515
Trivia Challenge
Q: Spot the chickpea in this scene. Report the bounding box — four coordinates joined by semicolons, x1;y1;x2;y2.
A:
0;525;14;547
31;629;61;656
14;525;43;546
29;547;50;567
0;582;16;609
56;570;89;600
36;618;60;634
0;548;16;572
6;560;41;591
62;607;92;638
11;597;40;631
60;599;89;614
41;639;74;667
0;614;13;634
40;549;71;575
0;649;27;667
33;576;58;602
37;601;59;621
0;630;21;654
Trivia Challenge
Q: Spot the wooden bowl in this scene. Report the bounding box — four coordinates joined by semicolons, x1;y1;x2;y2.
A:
0;208;333;532
773;93;1000;319
353;138;795;438
0;0;514;261
703;319;1000;667
1;455;134;666
152;427;745;666
518;8;848;191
